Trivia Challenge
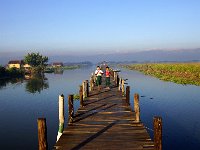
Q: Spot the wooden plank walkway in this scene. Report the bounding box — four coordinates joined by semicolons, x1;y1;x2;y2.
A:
54;77;154;150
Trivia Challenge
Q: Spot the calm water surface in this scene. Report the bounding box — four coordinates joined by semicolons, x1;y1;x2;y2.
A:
0;67;200;150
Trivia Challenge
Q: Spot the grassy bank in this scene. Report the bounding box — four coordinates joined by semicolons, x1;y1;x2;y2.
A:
123;63;200;86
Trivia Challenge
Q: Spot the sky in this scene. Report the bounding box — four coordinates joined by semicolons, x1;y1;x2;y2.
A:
0;0;200;56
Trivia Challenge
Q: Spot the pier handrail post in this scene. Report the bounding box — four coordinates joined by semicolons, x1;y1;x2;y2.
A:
57;94;64;141
122;79;125;96
37;118;48;150
154;116;162;150
90;76;93;91
134;93;140;122
86;80;89;97
118;78;122;91
82;81;86;99
68;94;74;124
79;85;84;107
126;86;130;105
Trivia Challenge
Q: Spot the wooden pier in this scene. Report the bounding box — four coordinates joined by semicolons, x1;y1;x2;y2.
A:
38;69;162;150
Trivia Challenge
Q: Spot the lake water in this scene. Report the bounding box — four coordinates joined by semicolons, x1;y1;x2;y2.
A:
0;67;200;150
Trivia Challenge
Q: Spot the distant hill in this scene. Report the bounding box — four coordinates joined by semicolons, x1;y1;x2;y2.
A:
1;49;200;65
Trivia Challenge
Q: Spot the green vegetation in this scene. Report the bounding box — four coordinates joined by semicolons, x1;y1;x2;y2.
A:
24;52;48;67
0;66;24;79
63;65;80;70
24;52;48;74
123;63;200;86
73;94;80;100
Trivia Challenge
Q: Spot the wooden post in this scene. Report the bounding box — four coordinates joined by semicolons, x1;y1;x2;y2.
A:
122;79;125;96
57;94;65;141
154;116;162;150
68;95;74;124
82;81;86;99
86;80;89;97
118;78;122;91
113;72;116;81
134;93;140;122
79;85;84;107
90;76;93;91
126;86;130;105
37;118;48;150
116;74;119;86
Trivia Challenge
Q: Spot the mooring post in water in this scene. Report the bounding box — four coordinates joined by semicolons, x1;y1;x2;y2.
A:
57;94;64;141
134;93;140;122
154;116;162;150
37;118;48;150
126;86;130;105
79;85;84;107
86;80;89;97
68;94;74;125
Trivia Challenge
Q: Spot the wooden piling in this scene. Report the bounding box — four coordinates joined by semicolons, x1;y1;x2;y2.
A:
37;118;48;150
68;95;74;124
154;116;162;150
57;94;65;141
122;79;125;96
79;85;84;107
86;80;89;97
82;81;86;99
89;76;93;91
118;78;122;91
126;86;130;105
134;93;140;122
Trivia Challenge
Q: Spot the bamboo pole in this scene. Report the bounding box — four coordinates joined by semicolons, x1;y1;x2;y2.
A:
79;85;84;107
68;95;74;125
154;116;162;150
56;94;64;141
126;86;130;105
134;93;140;122
37;118;48;150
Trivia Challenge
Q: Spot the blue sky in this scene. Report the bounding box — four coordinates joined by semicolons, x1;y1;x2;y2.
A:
0;0;200;55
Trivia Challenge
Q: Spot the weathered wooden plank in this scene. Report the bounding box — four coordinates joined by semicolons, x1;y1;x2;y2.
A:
54;76;154;150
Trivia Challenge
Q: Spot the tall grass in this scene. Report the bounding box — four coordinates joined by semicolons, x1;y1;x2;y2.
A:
123;63;200;86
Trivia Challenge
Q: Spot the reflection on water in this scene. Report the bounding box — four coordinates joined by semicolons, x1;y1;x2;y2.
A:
0;74;49;94
25;74;49;93
0;78;23;89
1;66;200;150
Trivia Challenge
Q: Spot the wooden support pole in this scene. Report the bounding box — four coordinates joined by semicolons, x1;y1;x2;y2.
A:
122;79;125;96
116;74;119;86
113;72;116;81
57;94;65;141
90;76;93;91
79;85;84;107
68;95;74;125
86;80;89;97
126;86;130;105
37;118;48;150
82;81;86;99
134;93;140;122
154;116;162;150
118;78;122;91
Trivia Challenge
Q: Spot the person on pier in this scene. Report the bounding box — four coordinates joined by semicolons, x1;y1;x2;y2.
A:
95;66;104;90
105;66;111;89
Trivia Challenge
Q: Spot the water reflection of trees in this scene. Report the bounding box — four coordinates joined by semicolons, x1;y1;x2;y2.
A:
25;75;49;94
0;78;23;89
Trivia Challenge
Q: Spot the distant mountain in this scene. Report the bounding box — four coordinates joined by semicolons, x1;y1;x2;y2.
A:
1;48;200;65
